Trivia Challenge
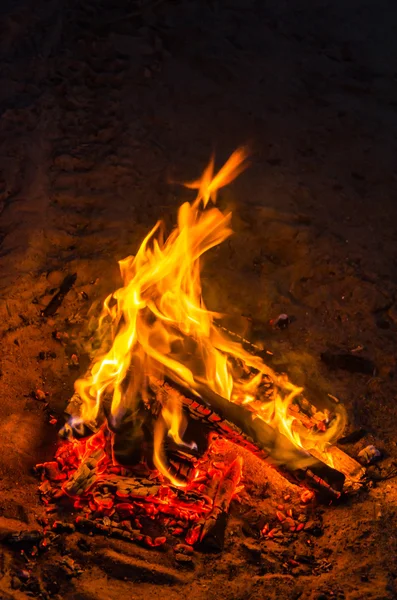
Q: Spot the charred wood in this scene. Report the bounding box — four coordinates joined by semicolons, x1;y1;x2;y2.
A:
75;517;166;548
41;273;77;317
63;393;99;435
338;429;367;445
197;456;242;551
152;377;346;500
75;516;141;542
309;446;366;492
63;447;106;496
2;530;43;547
94;474;161;498
62;368;356;501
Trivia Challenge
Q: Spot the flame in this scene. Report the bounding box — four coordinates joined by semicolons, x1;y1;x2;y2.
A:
74;147;344;483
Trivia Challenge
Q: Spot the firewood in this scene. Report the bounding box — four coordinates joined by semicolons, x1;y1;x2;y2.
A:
198;456;242;551
151;377;346;500
2;530;43;547
75;517;166;548
75;516;141;542
64;393;100;434
64;447;106;496
288;396;335;432
307;446;366;492
94;475;161;498
62;367;359;500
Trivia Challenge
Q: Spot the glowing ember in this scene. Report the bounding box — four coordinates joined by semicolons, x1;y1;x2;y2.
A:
37;426;243;550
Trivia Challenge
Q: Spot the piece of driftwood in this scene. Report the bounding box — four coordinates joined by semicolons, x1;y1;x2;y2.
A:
41;273;77;317
151;377;345;500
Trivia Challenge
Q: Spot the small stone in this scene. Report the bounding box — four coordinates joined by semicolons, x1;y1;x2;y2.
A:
358;445;382;465
34;389;47;401
297;514;307;523
175;553;194;567
300;490;314;503
174;543;194;555
270;314;290;329
304;520;323;536
70;354;79;366
281;518;295;531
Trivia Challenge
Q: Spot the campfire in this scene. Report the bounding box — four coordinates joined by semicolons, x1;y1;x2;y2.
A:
36;149;366;552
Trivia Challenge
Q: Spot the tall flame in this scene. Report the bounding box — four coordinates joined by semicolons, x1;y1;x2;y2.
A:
74;148;345;483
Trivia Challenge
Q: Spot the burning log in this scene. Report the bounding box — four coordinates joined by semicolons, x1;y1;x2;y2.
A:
151;377;346;500
288;396;334;433
94;475;161;499
309;446;366;492
63;446;106;496
197;456;242;551
63;371;361;503
75;519;167;549
64;393;99;435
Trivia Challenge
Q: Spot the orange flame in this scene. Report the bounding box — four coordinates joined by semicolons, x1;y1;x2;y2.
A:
74;148;345;483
